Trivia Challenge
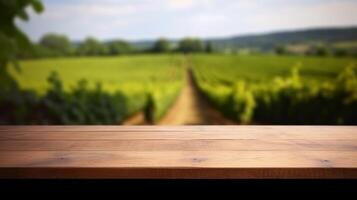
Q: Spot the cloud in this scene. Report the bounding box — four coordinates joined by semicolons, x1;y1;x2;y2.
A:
40;4;136;20
168;0;194;9
249;0;357;32
16;0;357;41
16;1;143;41
192;14;227;23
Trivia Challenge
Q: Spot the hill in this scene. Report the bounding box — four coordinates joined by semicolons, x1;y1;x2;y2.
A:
208;27;357;51
131;27;357;52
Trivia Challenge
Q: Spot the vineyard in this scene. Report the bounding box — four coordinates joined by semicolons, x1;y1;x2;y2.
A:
1;55;185;124
2;0;357;126
192;54;357;125
1;53;357;125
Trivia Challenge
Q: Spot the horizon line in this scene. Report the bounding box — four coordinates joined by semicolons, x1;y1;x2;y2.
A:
31;25;357;43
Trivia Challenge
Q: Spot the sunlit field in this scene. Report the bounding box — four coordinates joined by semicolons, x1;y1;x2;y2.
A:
11;54;185;94
192;54;357;124
8;53;357;125
7;55;185;123
192;54;357;83
2;0;357;125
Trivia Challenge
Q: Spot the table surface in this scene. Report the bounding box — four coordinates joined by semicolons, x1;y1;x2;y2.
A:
0;126;356;179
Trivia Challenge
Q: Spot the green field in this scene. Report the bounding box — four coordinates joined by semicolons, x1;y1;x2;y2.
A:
11;55;184;93
192;54;357;124
192;54;356;84
5;54;357;125
9;54;185;121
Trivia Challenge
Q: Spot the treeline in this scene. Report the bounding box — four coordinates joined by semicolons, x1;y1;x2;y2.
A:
210;27;357;54
151;38;213;54
19;33;213;58
20;34;135;58
18;33;356;59
274;45;357;57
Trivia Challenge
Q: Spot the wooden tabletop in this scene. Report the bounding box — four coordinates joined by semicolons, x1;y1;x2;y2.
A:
0;126;356;179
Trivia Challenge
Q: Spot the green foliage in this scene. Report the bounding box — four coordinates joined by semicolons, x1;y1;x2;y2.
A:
315;46;329;57
0;0;43;125
152;38;171;53
193;54;357;124
0;0;43;89
0;82;39;124
207;27;357;52
177;38;204;53
252;66;357;124
0;0;43;64
333;48;348;57
0;71;129;125
77;37;108;56
192;54;356;83
275;45;287;55
230;81;256;123
149;81;182;122
205;42;213;53
22;36;136;58
107;40;132;55
39;33;72;56
306;46;329;57
39;72;129;124
3;55;185;124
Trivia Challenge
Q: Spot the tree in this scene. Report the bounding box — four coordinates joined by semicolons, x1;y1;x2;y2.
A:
205;41;213;53
77;37;108;56
334;48;348;57
39;33;72;56
177;38;204;53
315;46;328;57
275;45;286;55
0;0;44;89
152;38;171;53
107;40;132;55
306;46;329;57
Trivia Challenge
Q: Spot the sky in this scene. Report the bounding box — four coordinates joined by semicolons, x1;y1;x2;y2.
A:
16;0;357;42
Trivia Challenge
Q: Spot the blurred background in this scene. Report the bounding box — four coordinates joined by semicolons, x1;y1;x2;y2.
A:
1;0;357;125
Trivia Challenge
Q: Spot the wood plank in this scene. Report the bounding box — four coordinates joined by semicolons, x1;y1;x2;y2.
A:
0;126;356;178
0;139;356;151
1;151;357;168
1;130;357;140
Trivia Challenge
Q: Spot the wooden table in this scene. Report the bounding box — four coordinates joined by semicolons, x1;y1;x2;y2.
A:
0;126;356;179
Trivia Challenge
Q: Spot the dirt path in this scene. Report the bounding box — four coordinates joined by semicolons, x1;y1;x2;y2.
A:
123;57;236;125
158;68;236;125
122;112;148;125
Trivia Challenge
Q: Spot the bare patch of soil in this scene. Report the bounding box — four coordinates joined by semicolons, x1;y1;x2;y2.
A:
158;69;236;125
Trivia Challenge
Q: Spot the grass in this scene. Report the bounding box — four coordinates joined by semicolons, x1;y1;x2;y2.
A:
192;54;357;124
8;53;357;122
192;54;357;85
10;54;185;94
9;54;185;118
12;54;355;95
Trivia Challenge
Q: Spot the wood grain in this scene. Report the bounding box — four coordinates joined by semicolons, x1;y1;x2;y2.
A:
0;126;356;179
